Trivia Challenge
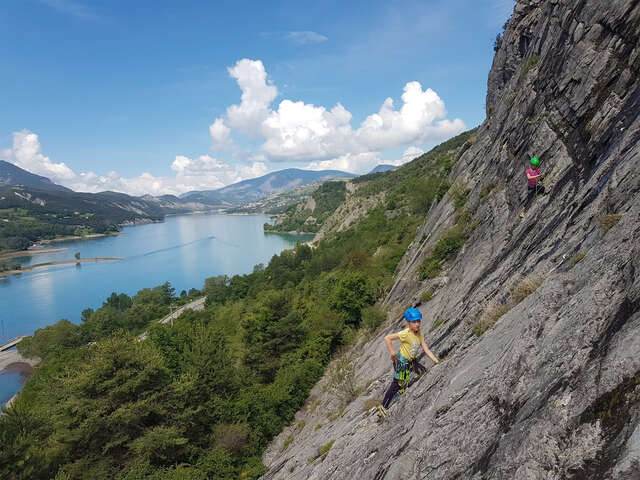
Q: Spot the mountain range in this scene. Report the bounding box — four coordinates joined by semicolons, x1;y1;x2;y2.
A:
179;168;355;205
0;161;355;208
367;164;395;174
0;160;73;193
0;161;357;250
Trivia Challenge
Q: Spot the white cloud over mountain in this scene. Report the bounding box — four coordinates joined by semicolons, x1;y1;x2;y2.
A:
262;101;354;160
170;154;268;186
305;152;381;173
1;131;267;196
210;59;466;172
305;146;426;174
10;130;76;181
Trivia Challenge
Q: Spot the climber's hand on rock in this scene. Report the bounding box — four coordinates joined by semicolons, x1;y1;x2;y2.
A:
391;353;398;367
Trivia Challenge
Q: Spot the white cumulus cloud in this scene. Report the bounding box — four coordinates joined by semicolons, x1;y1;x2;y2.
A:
305;152;381;173
6;59;466;196
261;101;353;160
225;59;277;135
355;82;464;150
303;146;426;174
2;130;270;197
170;153;268;188
9;130;77;181
209;118;232;148
401;146;425;163
66;155;269;196
210;60;466;165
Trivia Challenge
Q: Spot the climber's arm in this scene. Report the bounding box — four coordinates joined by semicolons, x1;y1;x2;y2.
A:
385;333;400;364
421;338;440;364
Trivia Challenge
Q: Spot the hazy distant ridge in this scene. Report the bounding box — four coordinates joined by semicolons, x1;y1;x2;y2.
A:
0;160;73;193
180;168;355;205
367;164;395;174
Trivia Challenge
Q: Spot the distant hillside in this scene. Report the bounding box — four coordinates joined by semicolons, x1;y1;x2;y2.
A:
0;166;216;251
264;180;349;233
181;168;355;205
266;130;474;238
225;182;322;215
367;164;395;174
0;160;72;193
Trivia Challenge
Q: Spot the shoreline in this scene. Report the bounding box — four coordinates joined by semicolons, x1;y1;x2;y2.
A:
37;232;119;244
0;232;120;260
0;257;124;278
2;361;34;376
1;350;41;411
264;229;317;235
0;247;68;260
0;349;40;372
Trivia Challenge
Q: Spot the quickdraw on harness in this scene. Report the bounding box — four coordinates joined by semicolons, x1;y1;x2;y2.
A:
395;360;412;393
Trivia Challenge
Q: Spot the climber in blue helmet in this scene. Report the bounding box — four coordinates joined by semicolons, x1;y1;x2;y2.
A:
377;307;440;419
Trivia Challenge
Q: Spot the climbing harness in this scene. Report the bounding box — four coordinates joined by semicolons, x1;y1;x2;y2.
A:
395;359;427;392
396;361;412;393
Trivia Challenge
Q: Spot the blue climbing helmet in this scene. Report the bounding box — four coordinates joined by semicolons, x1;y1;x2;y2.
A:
404;308;422;322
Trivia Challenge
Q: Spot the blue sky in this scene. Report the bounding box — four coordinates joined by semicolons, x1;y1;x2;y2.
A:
0;0;515;195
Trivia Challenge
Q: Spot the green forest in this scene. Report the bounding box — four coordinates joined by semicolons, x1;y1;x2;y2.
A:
0;206;118;252
0;188;169;253
0;130;474;480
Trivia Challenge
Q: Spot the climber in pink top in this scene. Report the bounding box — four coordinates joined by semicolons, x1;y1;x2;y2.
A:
520;156;545;218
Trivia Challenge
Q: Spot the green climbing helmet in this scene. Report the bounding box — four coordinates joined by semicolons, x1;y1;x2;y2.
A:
530;157;540;166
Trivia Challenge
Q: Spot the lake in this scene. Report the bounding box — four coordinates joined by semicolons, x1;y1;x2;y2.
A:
0;213;311;407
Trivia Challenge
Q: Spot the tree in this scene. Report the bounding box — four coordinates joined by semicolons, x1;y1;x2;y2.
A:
133;282;175;306
242;290;296;383
204;275;230;306
103;292;133;311
17;319;86;359
44;334;171;476
328;272;376;327
493;33;503;52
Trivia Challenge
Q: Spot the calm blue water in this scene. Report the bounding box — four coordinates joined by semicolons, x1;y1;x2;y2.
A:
0;349;29;412
0;213;310;406
0;371;25;409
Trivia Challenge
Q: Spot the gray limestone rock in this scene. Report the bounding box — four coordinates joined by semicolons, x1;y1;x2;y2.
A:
262;0;640;478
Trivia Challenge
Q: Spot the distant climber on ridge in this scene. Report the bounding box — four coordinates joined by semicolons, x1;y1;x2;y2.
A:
520;156;545;218
378;307;439;419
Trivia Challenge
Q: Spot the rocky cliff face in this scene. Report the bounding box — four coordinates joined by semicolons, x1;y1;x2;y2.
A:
261;1;640;479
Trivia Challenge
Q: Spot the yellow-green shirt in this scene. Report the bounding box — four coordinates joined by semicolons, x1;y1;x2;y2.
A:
397;328;424;360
